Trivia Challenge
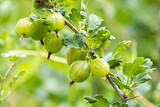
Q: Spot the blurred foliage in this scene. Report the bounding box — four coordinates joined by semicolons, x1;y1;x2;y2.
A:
0;0;160;107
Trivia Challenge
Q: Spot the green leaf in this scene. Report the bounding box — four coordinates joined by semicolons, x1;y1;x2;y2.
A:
132;68;155;84
86;14;103;32
112;41;131;58
84;96;97;103
123;57;148;78
122;103;129;107
111;102;122;107
111;102;129;107
33;3;51;15
92;95;110;107
108;58;123;69
55;6;66;16
143;58;153;68
29;13;40;21
73;34;84;48
63;34;84;49
80;30;89;36
110;76;131;90
57;0;75;7
69;8;81;28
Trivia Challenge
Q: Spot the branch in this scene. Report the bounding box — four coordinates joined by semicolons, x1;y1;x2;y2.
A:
35;0;127;103
106;74;127;103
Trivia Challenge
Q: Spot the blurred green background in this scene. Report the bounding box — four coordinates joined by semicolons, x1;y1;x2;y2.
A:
0;0;159;107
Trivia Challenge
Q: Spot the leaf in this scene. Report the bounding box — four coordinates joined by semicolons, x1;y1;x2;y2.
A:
69;8;81;28
104;52;122;69
122;103;129;107
55;6;66;16
132;68;155;84
111;102;129;107
86;14;103;32
84;96;97;103
73;34;84;48
123;57;148;78
143;58;153;68
92;95;110;107
29;13;40;21
110;76;131;90
33;3;51;15
57;0;74;7
112;41;131;58
108;58;123;69
111;102;122;107
80;30;89;36
63;34;84;49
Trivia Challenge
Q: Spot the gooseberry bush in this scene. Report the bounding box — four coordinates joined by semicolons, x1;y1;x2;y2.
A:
0;0;156;106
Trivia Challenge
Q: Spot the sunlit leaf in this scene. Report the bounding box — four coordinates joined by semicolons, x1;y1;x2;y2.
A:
123;57;148;78
112;41;131;58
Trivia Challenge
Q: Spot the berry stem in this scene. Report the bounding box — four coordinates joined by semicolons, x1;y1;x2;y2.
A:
69;81;74;86
40;39;44;46
55;31;59;38
20;33;25;40
47;52;52;60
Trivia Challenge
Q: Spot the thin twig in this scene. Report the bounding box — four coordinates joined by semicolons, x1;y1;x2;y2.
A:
0;62;16;96
36;0;127;103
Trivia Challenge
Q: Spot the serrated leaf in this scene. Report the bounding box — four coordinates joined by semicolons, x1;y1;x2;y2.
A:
110;76;131;90
108;58;123;69
86;14;103;32
63;37;79;49
33;3;51;15
92;95;110;107
112;41;131;58
111;102;122;107
63;34;84;49
143;58;153;68
84;96;97;103
123;57;148;78
132;68;155;84
73;34;84;48
69;8;81;28
111;102;129;107
55;6;66;16
29;13;40;21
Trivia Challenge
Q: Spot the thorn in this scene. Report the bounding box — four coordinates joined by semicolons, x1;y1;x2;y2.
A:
47;52;52;60
69;81;74;86
20;33;25;40
40;39;44;46
55;31;59;38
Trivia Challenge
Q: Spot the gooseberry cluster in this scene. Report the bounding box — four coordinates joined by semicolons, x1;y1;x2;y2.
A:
16;12;110;86
16;12;64;60
67;48;110;86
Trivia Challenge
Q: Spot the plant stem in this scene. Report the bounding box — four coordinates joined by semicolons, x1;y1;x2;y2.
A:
0;62;16;98
36;0;127;103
